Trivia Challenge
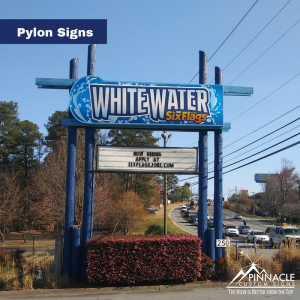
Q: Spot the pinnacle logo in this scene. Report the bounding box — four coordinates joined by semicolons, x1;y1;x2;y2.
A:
227;254;295;289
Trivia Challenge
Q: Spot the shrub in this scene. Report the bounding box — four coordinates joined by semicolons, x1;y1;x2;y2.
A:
144;224;164;235
86;235;202;285
0;250;14;267
276;245;300;279
214;257;227;280
198;254;214;281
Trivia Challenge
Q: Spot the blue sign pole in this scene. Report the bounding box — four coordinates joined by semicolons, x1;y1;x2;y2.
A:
81;44;96;280
62;58;78;276
71;225;81;280
198;51;208;255
214;67;223;259
207;228;215;261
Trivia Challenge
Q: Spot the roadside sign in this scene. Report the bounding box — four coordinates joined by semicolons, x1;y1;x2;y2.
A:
216;239;230;247
96;146;198;174
69;76;224;130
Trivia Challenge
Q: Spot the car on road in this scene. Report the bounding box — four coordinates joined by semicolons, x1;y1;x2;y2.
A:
180;208;187;215
247;231;269;244
183;211;191;218
265;227;271;235
269;226;300;247
238;225;252;234
223;225;239;237
234;214;242;219
193;218;198;225
189;214;197;223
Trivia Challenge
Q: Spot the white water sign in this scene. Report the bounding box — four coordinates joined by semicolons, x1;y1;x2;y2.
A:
96;146;198;174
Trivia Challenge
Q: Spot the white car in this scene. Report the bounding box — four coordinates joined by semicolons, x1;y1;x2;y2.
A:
223;225;239;237
234;214;242;219
207;215;210;220
247;231;270;244
269;226;300;247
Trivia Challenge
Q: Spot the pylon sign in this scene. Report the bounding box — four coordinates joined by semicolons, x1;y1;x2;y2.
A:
69;76;223;130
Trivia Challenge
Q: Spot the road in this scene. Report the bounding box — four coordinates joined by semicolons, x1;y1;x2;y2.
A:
170;204;277;256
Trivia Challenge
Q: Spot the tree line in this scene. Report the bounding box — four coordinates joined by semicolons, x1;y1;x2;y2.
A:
0;101;191;234
225;158;300;222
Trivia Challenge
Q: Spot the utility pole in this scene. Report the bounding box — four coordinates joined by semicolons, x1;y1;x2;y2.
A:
161;131;172;236
251;192;256;215
298;180;300;202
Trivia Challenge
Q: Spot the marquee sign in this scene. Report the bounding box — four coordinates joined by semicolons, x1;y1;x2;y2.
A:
96;146;198;174
69;76;223;130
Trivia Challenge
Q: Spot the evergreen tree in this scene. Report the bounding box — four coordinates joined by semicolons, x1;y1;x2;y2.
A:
0;101;20;175
108;129;160;202
44;110;68;149
15;120;42;180
108;129;159;147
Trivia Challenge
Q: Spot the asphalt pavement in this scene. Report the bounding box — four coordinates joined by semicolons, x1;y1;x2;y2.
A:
170;204;278;257
1;283;299;300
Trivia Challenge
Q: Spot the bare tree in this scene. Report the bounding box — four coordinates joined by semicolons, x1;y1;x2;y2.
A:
0;174;19;233
113;190;146;235
261;158;299;218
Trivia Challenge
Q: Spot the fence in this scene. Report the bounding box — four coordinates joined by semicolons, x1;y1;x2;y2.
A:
0;233;58;260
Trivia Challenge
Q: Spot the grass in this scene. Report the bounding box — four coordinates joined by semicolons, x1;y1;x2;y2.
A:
225;242;300;281
0;255;63;291
130;203;189;236
1;239;55;248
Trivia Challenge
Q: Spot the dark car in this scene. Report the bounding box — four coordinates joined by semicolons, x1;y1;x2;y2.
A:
183;211;191;218
189;214;197;223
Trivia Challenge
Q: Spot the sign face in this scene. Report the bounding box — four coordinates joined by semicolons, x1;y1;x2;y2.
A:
96;146;198;174
216;239;230;247
254;173;277;183
69;76;223;130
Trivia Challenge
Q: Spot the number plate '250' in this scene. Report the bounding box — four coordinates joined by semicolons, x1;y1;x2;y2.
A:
216;239;230;247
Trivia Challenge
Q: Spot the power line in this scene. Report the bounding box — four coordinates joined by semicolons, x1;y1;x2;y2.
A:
208;123;300;169
185;138;300;184
219;139;300;177
208;104;300;156
208;0;291;84
188;0;259;83
227;17;300;85
208;116;300;163
229;72;300;123
208;0;259;63
187;74;300;148
208;131;300;173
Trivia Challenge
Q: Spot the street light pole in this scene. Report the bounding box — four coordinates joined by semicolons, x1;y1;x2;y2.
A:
161;131;171;236
298;180;300;202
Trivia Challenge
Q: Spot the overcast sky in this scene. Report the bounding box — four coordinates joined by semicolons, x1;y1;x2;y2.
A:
1;0;300;198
